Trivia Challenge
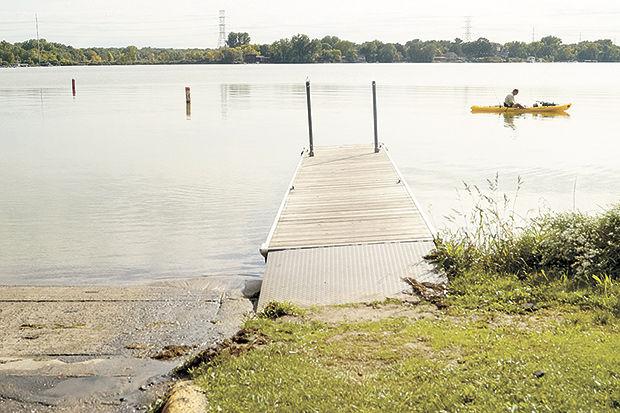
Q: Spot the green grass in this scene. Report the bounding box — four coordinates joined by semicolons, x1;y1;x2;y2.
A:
190;274;620;412
447;271;620;316
192;313;620;412
187;189;620;412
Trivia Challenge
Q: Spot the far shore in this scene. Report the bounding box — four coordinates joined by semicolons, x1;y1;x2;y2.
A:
3;35;618;67
1;60;611;69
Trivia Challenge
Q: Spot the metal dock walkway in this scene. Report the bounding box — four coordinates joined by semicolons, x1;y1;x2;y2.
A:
258;144;442;308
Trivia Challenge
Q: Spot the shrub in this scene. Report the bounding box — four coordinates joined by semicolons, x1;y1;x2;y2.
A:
426;176;620;283
259;301;305;319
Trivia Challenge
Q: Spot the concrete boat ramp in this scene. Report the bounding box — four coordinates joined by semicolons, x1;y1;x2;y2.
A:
258;144;444;308
0;277;259;412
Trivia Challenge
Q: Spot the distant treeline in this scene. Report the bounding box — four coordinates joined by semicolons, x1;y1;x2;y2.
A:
2;33;619;66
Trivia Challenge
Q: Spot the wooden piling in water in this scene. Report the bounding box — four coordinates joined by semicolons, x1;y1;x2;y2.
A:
185;87;191;104
72;79;76;96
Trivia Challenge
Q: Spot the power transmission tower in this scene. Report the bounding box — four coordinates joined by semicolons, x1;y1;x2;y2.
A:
531;26;535;43
464;16;472;42
218;10;226;48
35;13;41;66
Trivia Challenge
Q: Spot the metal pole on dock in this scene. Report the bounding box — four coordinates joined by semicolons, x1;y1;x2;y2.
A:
72;79;76;97
372;81;379;153
306;81;314;157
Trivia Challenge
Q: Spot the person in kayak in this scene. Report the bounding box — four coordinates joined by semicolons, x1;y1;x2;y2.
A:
504;89;525;109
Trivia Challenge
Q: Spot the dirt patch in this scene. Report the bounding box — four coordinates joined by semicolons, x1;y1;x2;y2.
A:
176;328;269;377
126;342;150;350
403;278;448;309
403;339;435;355
326;331;371;344
19;323;45;330
152;345;195;361
486;311;564;331
443;310;566;332
310;303;440;324
19;322;86;331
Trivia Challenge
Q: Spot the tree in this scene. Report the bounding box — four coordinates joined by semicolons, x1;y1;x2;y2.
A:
527;41;544;58
268;39;292;63
222;47;243;63
86;49;102;64
359;40;382;63
596;39;620;61
449;38;464;56
503;41;528;59
576;42;600;61
555;45;576;62
119;45;138;64
334;40;358;62
320;36;340;48
376;43;399;62
404;40;435;62
289;34;320;63
540;36;562;61
206;49;223;63
462;38;497;59
1;34;619;67
226;32;251;48
318;48;342;63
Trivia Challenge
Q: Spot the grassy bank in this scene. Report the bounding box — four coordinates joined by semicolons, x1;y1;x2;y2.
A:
185;201;619;412
186;272;619;412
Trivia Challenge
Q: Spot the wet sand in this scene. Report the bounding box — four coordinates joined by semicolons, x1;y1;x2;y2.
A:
0;276;260;412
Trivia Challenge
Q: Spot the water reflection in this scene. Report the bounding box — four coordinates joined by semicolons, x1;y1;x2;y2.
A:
536;112;570;119
220;84;252;120
501;112;571;130
503;113;518;130
0;64;618;285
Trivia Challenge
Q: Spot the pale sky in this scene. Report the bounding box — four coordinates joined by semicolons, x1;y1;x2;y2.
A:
1;0;619;48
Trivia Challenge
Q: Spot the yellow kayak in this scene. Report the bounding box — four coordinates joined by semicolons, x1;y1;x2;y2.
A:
471;103;572;114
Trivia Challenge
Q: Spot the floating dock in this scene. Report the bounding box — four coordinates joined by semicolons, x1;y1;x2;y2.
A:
258;144;443;308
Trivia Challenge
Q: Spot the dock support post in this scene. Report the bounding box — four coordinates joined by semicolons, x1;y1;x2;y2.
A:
306;81;314;157
372;81;379;153
72;79;76;97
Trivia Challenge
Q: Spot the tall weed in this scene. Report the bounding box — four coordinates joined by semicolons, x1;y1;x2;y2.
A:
426;176;620;283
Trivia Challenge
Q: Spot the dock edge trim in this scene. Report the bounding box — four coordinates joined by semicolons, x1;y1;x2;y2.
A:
382;145;437;237
260;148;307;258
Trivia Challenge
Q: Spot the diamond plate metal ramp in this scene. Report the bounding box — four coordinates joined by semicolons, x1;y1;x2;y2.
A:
258;241;444;308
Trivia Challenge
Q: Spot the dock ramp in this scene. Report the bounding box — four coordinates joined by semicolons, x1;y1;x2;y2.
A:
258;144;443;308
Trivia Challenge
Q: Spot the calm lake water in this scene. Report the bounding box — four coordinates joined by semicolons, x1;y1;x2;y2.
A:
1;63;619;285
